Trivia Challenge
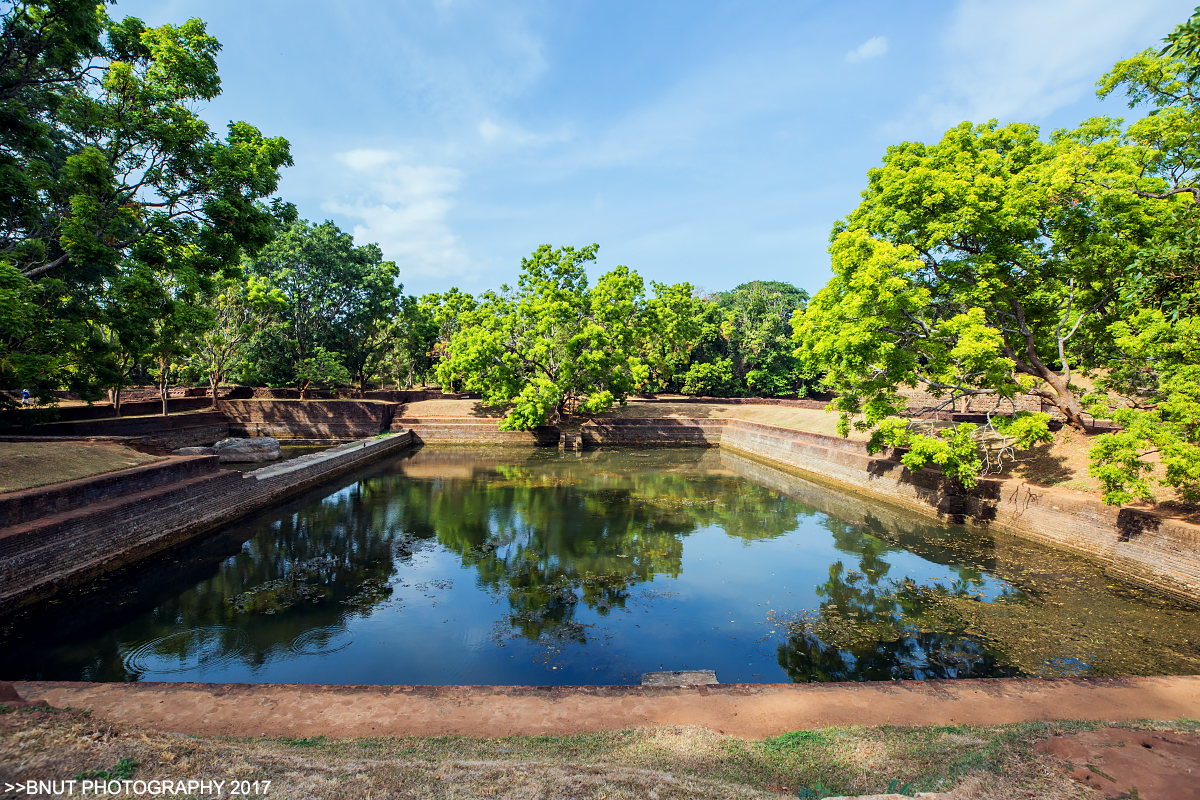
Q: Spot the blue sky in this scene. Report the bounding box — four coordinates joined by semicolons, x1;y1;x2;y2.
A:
115;0;1195;297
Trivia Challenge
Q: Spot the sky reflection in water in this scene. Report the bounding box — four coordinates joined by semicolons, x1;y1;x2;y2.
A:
2;447;1198;685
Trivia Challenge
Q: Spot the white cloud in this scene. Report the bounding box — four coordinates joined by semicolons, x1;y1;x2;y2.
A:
479;118;502;141
336;148;402;172
325;151;473;284
845;36;888;63
893;0;1195;134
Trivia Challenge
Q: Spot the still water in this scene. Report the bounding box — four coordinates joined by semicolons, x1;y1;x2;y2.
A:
2;447;1197;685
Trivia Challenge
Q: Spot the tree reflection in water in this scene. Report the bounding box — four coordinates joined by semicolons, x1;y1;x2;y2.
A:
776;518;1019;682
398;452;810;653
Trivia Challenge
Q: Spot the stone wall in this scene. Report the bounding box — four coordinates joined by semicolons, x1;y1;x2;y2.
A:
580;418;726;446
0;457;217;528
1;398;216;427
247;388;477;402
399;418;560;446
0;432;414;612
635;396;831;409
220;400;399;439
897;387;1049;417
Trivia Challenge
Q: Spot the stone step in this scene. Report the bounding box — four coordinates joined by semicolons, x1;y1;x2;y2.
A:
0;455;221;528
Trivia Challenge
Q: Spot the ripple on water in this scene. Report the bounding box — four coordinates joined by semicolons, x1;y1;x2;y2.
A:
289;626;353;656
122;626;250;675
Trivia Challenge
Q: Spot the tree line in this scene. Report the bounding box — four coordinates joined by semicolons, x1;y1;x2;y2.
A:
4;2;1200;506
0;1;811;416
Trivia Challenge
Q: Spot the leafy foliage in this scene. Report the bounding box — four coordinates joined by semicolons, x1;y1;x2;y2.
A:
1088;311;1200;504
244;218;399;390
437;244;648;429
295;346;351;399
1083;42;1200;504
0;4;290;406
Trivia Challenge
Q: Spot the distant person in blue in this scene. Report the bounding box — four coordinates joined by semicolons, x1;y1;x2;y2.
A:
21;389;31;406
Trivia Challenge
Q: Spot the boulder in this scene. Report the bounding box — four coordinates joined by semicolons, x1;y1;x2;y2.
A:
173;446;216;456
212;436;282;463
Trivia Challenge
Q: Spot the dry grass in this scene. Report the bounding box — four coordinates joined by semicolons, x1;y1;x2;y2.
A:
0;442;163;494
5;706;1189;799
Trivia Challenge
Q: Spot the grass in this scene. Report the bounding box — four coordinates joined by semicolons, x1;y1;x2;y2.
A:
4;707;1195;799
0;442;163;493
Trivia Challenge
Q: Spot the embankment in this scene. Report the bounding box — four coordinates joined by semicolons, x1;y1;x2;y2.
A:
0;432;414;612
14;675;1200;739
220;399;398;440
714;417;1200;606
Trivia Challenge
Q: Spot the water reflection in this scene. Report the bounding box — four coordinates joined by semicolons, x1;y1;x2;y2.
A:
0;447;1197;684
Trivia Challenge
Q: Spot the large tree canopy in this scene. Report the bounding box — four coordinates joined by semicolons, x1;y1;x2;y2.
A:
244;218;400;390
796;120;1155;441
1084;40;1200;504
437;244;648;430
0;3;291;407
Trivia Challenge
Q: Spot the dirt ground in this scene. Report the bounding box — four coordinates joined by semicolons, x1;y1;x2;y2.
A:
1035;727;1200;799
18;676;1200;740
4;705;1196;800
0;442;162;493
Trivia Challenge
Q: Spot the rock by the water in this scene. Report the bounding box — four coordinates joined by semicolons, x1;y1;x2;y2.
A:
173;446;216;456
212;436;282;463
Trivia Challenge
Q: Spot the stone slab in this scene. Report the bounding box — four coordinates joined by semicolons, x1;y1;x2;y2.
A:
642;670;718;686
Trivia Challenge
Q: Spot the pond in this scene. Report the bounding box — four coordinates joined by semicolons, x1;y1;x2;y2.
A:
2;447;1197;685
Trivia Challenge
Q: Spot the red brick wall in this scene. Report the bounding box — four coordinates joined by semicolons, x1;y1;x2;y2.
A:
220;400;398;439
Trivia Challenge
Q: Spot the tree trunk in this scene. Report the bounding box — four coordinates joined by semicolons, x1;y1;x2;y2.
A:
111;388;122;417
159;360;169;417
1040;370;1088;430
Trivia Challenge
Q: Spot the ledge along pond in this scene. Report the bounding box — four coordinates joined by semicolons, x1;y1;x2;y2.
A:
2;447;1198;685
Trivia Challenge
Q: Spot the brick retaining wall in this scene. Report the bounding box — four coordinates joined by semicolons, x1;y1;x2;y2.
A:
635;396;831;409
0;457;218;528
0;432;415;612
247;388;477;401
219;400;399;439
398;418;560;446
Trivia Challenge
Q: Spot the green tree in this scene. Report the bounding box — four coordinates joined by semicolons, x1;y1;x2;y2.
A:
1087;311;1200;504
0;6;291;407
418;287;477;390
1084;30;1200;504
90;262;163;414
793;120;1156;483
295;346;350;399
146;283;207;415
639;281;704;392
245;219;400;389
191;275;284;406
383;295;438;389
437;244;649;429
719;281;808;397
